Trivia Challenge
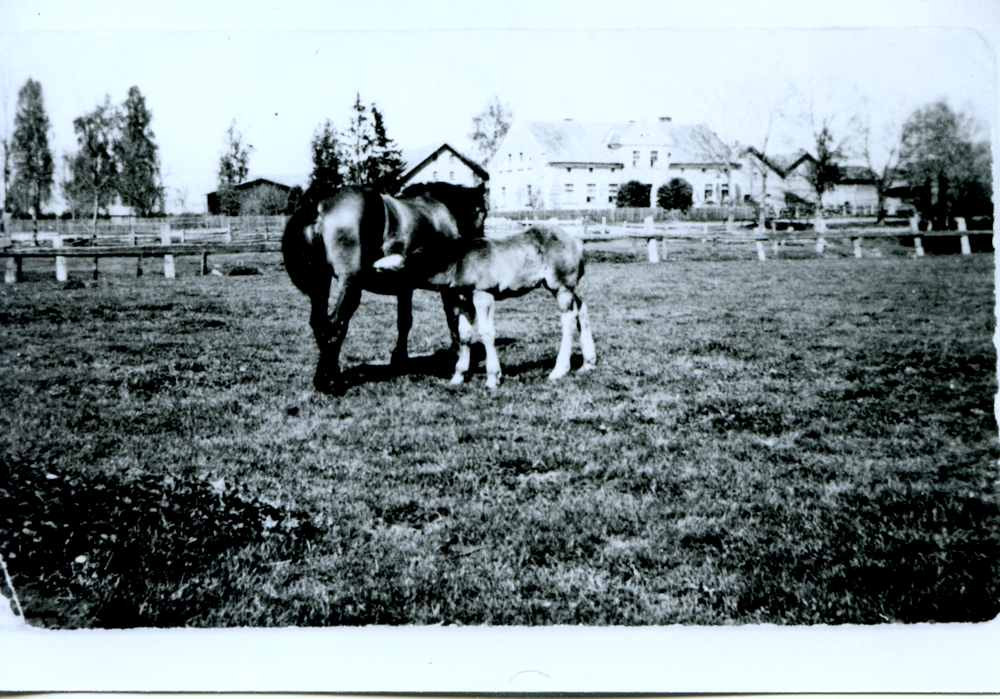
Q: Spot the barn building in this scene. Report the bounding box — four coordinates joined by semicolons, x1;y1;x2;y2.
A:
743;149;903;215
206;177;295;215
394;143;488;191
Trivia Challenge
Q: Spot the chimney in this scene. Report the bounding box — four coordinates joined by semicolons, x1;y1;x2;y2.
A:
564;118;573;121
659;116;672;122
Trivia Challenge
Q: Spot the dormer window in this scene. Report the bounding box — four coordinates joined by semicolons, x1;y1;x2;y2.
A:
632;150;640;168
651;150;658;167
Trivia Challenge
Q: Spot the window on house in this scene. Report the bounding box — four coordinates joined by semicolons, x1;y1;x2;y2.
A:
704;185;714;202
508;154;512;167
586;183;596;203
449;154;455;163
433;171;438;181
519;152;523;164
449;171;455;181
720;184;729;201
502;186;506;204
651;150;658;167
608;183;618;203
527;184;532;199
564;183;574;203
632;150;640;168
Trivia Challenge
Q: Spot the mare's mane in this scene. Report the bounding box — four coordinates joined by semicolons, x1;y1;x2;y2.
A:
400;182;487;239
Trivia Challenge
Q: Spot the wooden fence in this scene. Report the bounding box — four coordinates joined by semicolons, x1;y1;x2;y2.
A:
2;213;990;284
1;220;282;283
5;215;289;241
489;215;990;264
496;206;758;223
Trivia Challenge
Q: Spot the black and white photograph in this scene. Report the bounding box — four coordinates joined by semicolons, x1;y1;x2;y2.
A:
1;0;998;692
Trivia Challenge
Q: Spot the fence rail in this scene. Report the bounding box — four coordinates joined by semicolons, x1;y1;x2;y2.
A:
2;214;990;284
0;218;285;283
487;215;991;263
4;215;290;236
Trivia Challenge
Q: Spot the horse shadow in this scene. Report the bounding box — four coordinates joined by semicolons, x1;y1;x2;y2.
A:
337;338;588;392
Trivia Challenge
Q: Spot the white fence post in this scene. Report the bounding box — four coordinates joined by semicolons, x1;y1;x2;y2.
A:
161;223;175;278
644;216;659;263
5;257;19;284
854;238;863;258
914;236;925;257
53;235;67;282
756;240;766;261
960;234;971;255
815;237;826;255
601;216;607;234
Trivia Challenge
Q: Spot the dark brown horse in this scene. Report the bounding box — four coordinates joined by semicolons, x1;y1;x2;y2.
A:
282;182;486;393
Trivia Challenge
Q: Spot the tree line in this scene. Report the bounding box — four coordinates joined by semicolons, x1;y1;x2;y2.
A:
215;93;405;216
2;80;162;225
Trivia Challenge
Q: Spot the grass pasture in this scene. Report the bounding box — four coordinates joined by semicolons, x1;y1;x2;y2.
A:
0;246;997;627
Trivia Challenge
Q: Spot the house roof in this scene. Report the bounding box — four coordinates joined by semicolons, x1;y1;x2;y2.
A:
520;121;621;165
234;177;292;192
509;119;732;167
744;149;814;177
396;143;488;187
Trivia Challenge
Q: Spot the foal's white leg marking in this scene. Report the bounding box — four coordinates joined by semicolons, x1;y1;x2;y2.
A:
549;286;576;381
473;290;501;389
577;298;597;371
451;309;474;384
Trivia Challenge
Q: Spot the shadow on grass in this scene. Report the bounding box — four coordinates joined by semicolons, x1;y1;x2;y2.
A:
335;339;585;391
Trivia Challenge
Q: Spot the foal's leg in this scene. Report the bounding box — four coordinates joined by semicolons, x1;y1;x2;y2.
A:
450;294;476;385
310;275;362;393
576;293;597;371
549;286;577;381
441;290;462;356
391;289;413;367
473;290;501;389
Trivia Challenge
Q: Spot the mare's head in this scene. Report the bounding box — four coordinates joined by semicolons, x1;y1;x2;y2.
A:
400;182;487;239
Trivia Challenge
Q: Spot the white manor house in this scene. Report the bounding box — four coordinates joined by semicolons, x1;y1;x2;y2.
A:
488;117;746;212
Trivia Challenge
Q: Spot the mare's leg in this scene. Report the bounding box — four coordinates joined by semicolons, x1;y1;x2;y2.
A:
450;294;475;385
391;289;413;366
310;275;362;393
473;290;501;389
549;286;577;381
576;293;597;371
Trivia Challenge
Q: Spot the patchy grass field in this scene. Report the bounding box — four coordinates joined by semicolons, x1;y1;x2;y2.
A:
1;248;997;627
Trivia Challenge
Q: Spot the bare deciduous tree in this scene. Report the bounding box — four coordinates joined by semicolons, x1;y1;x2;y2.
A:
469;95;513;167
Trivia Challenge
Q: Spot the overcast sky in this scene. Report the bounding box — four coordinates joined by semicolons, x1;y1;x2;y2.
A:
1;0;997;213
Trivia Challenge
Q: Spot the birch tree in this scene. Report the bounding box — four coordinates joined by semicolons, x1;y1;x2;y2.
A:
469;95;513;167
856;99;904;224
64;95;118;228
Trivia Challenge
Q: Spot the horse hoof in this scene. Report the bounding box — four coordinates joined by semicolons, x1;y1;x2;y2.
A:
486;376;499;389
449;374;465;385
547;370;568;381
314;371;343;395
579;362;596;373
